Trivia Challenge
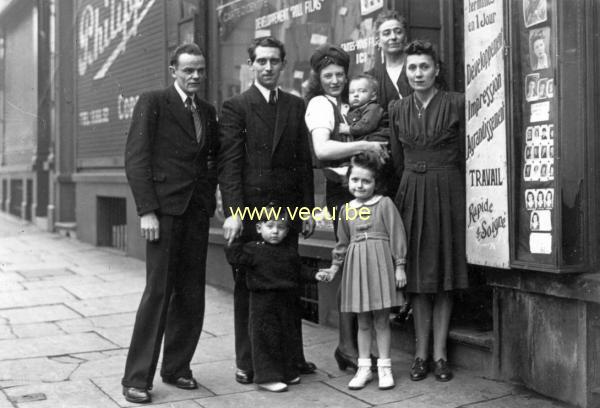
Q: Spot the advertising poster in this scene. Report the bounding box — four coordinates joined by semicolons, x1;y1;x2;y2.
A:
464;0;510;268
75;0;164;168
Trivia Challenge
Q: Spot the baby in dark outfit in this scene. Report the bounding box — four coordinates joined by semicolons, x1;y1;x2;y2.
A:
325;74;388;182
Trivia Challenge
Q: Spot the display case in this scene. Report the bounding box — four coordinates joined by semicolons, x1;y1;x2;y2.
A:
508;0;590;272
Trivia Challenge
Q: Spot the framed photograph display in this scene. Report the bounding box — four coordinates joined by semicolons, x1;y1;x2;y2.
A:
510;0;589;272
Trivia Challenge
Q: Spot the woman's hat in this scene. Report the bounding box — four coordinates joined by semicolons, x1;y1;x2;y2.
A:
310;44;350;72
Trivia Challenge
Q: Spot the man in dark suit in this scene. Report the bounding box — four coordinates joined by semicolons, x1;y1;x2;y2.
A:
121;43;218;404
218;37;315;385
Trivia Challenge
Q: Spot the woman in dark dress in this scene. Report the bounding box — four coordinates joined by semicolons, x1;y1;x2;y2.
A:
389;40;468;382
366;10;412;198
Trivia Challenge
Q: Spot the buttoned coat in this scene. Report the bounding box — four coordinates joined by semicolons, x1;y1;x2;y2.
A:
125;85;218;216
218;85;314;217
121;84;218;390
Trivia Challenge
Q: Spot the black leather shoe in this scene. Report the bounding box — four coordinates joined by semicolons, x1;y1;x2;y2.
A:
163;376;198;390
296;361;317;374
410;357;429;381
334;347;358;372
122;386;151;404
235;368;253;384
433;359;453;382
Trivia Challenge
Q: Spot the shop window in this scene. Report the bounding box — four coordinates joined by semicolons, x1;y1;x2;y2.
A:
97;197;127;251
509;0;587;271
1;179;6;211
300;257;319;324
9;179;21;217
25;179;32;221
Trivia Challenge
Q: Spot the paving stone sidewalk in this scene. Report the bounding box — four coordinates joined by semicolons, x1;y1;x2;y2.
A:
0;214;570;407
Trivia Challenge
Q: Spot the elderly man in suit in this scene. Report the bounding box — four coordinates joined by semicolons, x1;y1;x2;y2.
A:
218;36;315;385
121;43;218;404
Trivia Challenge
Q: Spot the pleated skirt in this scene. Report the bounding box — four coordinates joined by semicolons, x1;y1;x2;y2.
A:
395;168;468;293
340;239;404;313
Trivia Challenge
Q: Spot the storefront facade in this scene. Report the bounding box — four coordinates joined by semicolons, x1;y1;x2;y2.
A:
0;0;51;227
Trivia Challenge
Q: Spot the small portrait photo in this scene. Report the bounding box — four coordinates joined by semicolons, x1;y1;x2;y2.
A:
524;164;532;180
537;78;548;99
526;190;536;210
533;145;540;159
549;164;554;179
532;163;541;181
541;145;548;158
525;145;532;160
546;78;554;97
526;126;533;142
530;211;541;231
533;126;541;142
530;28;551;71
540;163;548;180
549;124;554;139
525;74;540;101
545;189;554;209
549;145;554;158
540;125;548;140
523;0;547;27
536;190;545;209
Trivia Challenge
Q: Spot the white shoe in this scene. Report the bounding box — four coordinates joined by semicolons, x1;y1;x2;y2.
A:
257;382;288;392
286;376;301;385
377;358;395;390
348;359;373;390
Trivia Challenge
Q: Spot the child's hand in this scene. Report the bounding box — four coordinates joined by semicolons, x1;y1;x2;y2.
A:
395;265;407;288
316;266;338;282
315;271;331;282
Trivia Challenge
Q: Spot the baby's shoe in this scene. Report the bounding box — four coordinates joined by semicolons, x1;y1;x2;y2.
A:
348;358;373;390
257;382;288;392
377;358;395;390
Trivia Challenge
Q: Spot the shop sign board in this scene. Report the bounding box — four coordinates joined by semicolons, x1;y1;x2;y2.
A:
464;0;510;268
75;0;164;165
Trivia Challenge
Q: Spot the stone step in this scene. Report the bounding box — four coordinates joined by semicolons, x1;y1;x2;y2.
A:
391;318;494;375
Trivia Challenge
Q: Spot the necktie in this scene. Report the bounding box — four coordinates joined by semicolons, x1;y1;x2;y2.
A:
185;96;203;144
268;90;277;105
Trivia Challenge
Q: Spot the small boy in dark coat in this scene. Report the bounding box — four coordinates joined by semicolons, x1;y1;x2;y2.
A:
225;209;317;392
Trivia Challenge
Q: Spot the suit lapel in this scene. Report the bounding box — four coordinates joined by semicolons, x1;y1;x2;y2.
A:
165;85;196;140
272;91;290;155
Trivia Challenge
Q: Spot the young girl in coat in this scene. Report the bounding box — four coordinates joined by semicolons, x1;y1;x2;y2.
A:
317;153;407;390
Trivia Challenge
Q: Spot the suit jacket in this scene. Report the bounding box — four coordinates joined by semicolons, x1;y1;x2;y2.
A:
125;85;219;216
218;85;314;218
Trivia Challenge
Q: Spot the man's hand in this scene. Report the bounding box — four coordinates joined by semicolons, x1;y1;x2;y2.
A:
223;216;243;245
302;217;316;239
140;212;160;242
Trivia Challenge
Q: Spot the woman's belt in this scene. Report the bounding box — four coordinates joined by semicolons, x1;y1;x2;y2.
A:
404;161;457;174
350;231;389;243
